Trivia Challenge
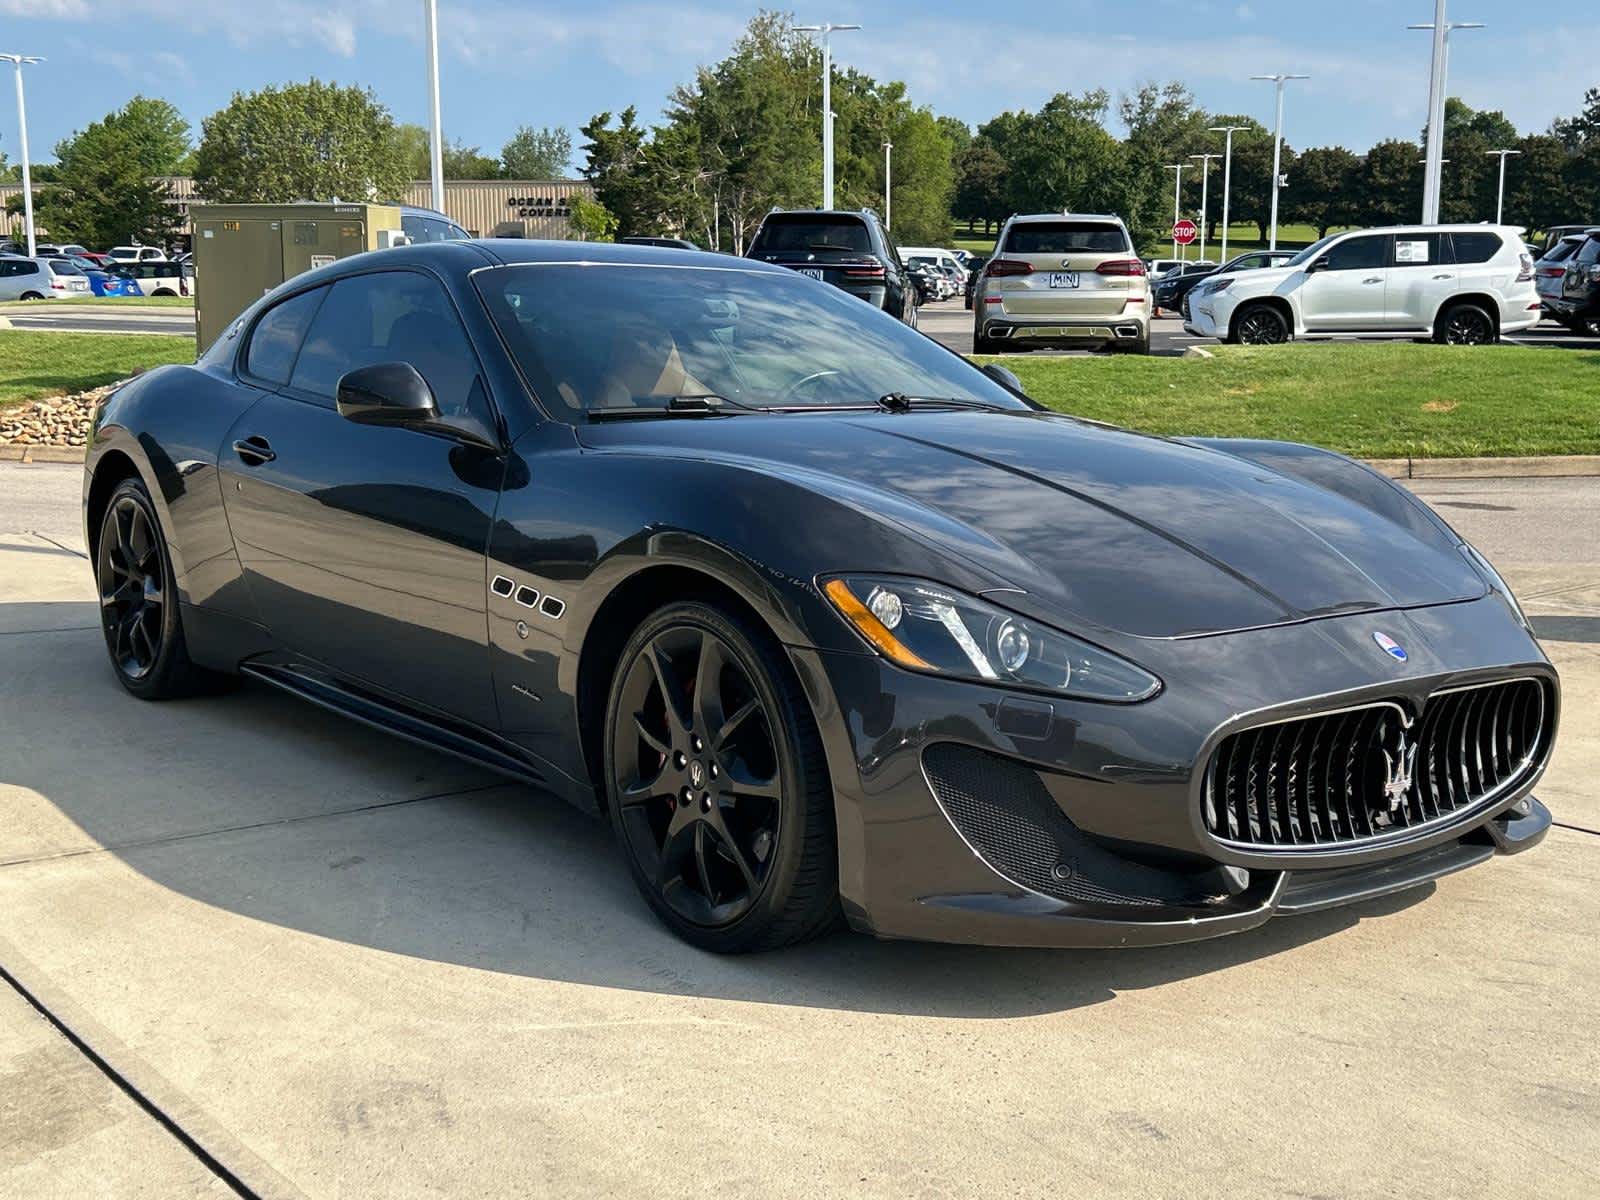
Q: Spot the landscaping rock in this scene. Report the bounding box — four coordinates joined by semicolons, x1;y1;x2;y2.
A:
0;382;122;448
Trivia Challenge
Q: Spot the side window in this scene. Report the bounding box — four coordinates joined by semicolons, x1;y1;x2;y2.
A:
1390;233;1453;268
1320;236;1389;271
288;271;489;428
1574;237;1600;266
1450;232;1503;264
243;288;326;385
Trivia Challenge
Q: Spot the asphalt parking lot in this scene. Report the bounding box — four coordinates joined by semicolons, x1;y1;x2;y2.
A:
917;298;1600;357
3;460;1597;1199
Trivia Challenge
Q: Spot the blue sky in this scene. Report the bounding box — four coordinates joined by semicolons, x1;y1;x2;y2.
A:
1;1;1591;170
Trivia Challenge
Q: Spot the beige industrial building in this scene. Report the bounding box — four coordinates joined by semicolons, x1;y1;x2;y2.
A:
2;176;592;244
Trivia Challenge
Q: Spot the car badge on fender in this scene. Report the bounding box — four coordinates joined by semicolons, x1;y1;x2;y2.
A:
1373;631;1408;662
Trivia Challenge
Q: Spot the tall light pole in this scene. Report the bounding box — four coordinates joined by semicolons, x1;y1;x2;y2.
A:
1409;5;1483;224
424;0;445;212
1486;148;1520;224
1250;73;1308;251
1209;126;1247;264
1163;162;1186;261
1189;153;1220;262
882;140;892;228
795;22;860;209
0;54;42;257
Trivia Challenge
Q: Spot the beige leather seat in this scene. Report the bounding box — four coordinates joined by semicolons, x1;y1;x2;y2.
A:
557;318;708;410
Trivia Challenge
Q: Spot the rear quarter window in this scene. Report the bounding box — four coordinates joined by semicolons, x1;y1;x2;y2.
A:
243;288;326;385
1451;232;1504;264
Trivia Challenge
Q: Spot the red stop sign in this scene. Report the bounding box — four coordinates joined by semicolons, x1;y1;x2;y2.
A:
1173;219;1199;245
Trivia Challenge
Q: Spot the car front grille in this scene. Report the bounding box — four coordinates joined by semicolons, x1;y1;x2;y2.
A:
1202;678;1549;850
1181;293;1193;321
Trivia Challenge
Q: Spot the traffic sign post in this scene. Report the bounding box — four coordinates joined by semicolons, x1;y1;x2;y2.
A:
1172;219;1199;247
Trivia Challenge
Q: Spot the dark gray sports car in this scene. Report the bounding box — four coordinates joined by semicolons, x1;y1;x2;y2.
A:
83;240;1558;952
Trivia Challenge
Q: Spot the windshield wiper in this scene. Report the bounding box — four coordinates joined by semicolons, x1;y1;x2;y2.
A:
804;242;858;252
875;393;1004;413
586;394;758;421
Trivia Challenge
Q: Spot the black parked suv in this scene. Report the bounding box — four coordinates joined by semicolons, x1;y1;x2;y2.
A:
745;209;916;325
1544;228;1600;336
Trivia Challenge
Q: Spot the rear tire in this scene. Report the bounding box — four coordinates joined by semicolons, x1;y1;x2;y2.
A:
20;291;43;301
602;600;841;953
1434;301;1498;345
95;478;211;700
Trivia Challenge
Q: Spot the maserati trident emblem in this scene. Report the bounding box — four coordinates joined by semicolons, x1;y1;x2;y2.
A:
1381;733;1418;818
1373;631;1408;662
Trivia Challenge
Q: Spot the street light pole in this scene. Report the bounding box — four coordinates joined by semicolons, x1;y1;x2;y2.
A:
424;0;445;212
883;140;892;229
1163;163;1185;261
1409;5;1484;224
1486;148;1520;224
0;53;42;257
1190;153;1220;262
1251;73;1308;251
795;23;861;209
1209;126;1246;264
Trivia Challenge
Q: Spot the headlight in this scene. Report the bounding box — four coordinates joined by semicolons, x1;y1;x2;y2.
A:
822;575;1162;702
1206;279;1233;296
1460;543;1530;631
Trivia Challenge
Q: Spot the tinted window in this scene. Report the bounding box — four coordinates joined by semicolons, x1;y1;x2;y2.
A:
752;216;872;254
46;259;84;275
1390;233;1454;268
1002;222;1128;254
289;271;487;425
475;264;1027;422
1320;235;1388;271
1451;232;1504;264
244;288;326;385
1541;240;1581;264
1575;237;1600;266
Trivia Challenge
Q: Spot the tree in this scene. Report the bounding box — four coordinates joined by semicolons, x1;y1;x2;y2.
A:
1550;87;1600;151
1354;140;1422;227
194;79;410;203
443;139;500;179
567;194;617;241
1119;83;1215;245
994;91;1126;218
1505;135;1573;231
501;125;572;177
935;115;971;156
390;123;432;179
1222;128;1294;242
37;96;190;248
952;143;1008;234
1289;146;1360;236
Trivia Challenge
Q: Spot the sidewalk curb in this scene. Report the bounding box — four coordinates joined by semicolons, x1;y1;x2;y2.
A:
1363;455;1600;480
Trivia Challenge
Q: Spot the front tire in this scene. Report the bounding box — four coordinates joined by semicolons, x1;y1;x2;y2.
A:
1231;303;1290;345
602;600;840;953
1434;301;1498;345
95;478;209;699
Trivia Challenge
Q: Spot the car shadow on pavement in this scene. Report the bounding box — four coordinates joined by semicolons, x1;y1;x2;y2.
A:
5;603;1433;1021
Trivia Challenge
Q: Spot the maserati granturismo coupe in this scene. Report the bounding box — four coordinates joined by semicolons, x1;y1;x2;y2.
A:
84;240;1558;952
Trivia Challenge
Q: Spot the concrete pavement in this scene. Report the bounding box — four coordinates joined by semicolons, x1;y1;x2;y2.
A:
2;464;1597;1198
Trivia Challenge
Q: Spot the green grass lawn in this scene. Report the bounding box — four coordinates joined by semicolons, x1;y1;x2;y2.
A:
0;295;194;309
988;343;1600;459
0;331;196;412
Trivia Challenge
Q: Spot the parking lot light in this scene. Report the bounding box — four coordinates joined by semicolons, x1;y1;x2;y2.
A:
1410;4;1484;224
883;140;892;229
1486;148;1521;224
1209;126;1248;264
423;0;445;214
794;23;861;209
1250;73;1308;252
1163;163;1186;261
0;53;43;258
1190;153;1221;263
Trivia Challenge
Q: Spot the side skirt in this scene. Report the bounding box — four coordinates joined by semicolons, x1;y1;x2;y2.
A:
240;661;600;813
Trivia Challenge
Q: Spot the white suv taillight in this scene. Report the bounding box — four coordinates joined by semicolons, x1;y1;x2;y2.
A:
1516;253;1534;283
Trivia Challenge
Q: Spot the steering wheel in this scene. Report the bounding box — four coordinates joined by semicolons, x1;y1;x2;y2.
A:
775;369;843;407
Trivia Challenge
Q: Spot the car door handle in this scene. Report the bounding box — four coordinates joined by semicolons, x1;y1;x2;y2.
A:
1433;273;1454;280
232;436;275;465
1363;277;1384;285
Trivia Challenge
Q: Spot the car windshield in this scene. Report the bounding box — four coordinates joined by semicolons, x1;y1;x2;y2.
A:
1283;234;1343;267
475;263;1029;421
752;217;872;254
1003;222;1127;254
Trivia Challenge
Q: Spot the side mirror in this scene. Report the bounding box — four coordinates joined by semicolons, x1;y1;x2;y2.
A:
982;363;1025;394
336;362;438;427
1305;257;1328;274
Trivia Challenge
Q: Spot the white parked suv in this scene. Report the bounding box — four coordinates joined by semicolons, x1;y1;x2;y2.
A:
109;245;169;263
1183;225;1540;345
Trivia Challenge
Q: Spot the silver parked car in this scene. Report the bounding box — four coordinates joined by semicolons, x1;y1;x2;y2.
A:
0;256;91;300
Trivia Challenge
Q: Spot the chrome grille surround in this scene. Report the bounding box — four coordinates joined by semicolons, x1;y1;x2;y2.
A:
1201;677;1550;853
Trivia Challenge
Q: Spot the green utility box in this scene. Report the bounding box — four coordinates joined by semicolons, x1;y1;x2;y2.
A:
191;202;405;349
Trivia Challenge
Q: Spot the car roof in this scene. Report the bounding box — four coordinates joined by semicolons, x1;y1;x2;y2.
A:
1006;212;1125;225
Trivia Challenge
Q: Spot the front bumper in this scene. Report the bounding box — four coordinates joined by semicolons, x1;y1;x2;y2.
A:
789;593;1557;949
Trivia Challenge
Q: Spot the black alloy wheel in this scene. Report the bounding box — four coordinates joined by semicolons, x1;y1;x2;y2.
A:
1234;304;1289;345
95;478;207;698
603;601;839;952
1437;303;1496;345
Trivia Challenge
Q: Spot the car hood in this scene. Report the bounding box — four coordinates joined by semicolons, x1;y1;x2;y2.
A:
579;410;1486;639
